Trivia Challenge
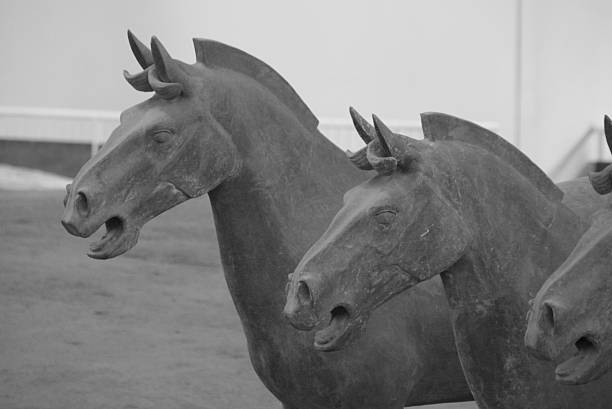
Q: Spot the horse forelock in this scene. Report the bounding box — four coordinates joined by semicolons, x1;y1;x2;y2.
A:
125;60;193;100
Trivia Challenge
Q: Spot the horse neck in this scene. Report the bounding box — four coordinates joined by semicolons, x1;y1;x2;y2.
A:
207;91;364;314
440;150;586;308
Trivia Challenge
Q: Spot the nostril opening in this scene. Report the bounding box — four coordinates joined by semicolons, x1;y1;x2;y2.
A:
297;281;312;305
330;305;350;320
542;302;556;330
75;192;89;217
576;335;596;351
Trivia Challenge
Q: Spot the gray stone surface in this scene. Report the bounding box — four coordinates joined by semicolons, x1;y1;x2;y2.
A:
286;111;612;408
61;32;471;408
526;115;612;385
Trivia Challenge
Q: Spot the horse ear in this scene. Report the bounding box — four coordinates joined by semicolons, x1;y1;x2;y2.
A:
149;36;185;98
590;164;612;195
370;114;423;174
123;67;153;92
367;114;398;174
124;30;154;92
372;114;395;157
147;69;183;99
127;30;153;69
589;115;612;194
151;36;185;84
604;114;612;154
349;107;375;144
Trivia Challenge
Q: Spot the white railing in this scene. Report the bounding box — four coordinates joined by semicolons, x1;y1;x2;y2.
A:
0;106;498;156
0;106;120;156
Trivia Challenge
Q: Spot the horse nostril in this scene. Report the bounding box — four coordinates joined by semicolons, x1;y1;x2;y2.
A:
283;280;318;330
75;191;90;217
297;280;313;305
541;301;557;332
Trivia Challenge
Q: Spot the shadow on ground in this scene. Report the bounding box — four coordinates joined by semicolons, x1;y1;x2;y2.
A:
0;190;476;409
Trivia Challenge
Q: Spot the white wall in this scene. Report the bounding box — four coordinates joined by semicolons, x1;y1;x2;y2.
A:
521;0;612;180
0;0;517;140
3;0;611;179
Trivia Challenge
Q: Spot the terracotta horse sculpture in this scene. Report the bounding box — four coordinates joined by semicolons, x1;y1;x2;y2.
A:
284;112;612;408
525;115;612;385
61;32;472;408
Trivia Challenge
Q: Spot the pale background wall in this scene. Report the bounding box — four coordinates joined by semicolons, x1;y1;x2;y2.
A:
1;0;611;180
522;0;612;180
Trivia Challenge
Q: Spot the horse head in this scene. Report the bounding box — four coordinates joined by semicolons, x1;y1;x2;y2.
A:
61;31;240;259
283;109;471;351
525;114;612;385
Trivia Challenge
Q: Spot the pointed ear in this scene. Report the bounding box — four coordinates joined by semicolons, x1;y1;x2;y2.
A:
366;114;398;174
123;67;153;92
147;68;183;99
590;164;612;195
349;107;375;144
589;115;612;195
370;114;424;174
124;30;154;92
127;30;153;68
151;36;185;84
148;36;186;98
372;114;395;156
604;114;612;155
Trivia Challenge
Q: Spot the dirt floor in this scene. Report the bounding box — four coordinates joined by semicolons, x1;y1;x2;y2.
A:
0;190;477;409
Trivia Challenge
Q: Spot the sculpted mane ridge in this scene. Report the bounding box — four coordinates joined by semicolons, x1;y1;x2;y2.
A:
193;39;319;132
420;112;562;202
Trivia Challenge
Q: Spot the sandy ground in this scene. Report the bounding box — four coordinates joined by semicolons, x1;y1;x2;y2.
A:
0;169;477;409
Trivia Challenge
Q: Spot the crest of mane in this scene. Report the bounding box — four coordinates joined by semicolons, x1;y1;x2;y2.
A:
420;112;562;202
193;39;319;132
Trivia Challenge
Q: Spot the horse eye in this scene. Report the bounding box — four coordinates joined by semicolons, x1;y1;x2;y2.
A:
151;129;174;144
374;210;396;226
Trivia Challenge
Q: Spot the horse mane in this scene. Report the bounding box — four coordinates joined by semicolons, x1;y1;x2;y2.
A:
193;39;319;132
420;112;563;202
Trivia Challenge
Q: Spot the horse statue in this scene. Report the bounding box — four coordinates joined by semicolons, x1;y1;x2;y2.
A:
61;32;473;408
284;111;612;408
525;115;612;385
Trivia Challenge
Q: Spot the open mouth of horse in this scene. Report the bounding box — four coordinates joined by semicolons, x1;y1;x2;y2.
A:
314;305;357;351
87;216;140;260
554;334;602;384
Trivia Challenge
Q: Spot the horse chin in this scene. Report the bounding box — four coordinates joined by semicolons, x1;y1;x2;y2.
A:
554;335;605;385
313;306;364;352
87;216;141;260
